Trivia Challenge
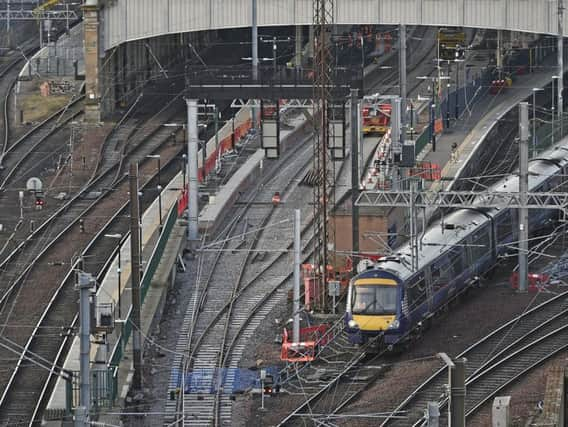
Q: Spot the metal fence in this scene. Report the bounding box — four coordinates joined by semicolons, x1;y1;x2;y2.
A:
99;203;179;406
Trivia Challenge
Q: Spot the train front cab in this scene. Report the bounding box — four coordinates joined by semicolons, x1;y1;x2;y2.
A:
345;272;404;346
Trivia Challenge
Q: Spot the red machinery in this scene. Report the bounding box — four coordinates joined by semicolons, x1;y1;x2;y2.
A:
510;272;550;292
280;324;332;363
362;95;392;135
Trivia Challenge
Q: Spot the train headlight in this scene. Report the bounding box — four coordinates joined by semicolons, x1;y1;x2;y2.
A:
348;319;359;329
388;319;400;329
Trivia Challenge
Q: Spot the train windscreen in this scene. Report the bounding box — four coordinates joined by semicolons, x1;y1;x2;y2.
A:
352;285;397;315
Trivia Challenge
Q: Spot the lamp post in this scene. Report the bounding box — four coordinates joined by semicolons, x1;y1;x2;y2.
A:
104;233;123;318
260;368;266;410
137;190;143;276
454;58;465;120
417;75;450;152
532;88;544;156
182;154;187;189
552;75;559;143
157;185;163;230
147;154;162;230
146;154;161;188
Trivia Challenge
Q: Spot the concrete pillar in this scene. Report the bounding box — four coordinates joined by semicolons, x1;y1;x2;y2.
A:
295;25;303;67
83;0;101;123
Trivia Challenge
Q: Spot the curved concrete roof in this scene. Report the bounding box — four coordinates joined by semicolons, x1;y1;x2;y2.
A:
102;0;564;51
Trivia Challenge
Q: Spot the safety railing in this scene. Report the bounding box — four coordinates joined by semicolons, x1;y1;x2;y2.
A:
106;203;179;401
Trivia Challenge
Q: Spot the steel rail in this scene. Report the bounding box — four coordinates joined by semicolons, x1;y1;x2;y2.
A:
0;117;184;314
407;307;568;426
380;290;568;426
184;134;313;371
0;104;84;189
211;144;315;425
0;43;42;161
1;94;84;162
1;135;184;421
0;96;181;299
28;153;178;425
2;79;17;159
464;325;568;419
176;129;311;424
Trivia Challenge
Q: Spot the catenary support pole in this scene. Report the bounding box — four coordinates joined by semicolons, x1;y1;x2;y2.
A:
532;88;536;157
519;102;529;293
6;0;10;47
77;272;93;426
430;79;437;152
450;358;466;427
399;24;407;144
251;0;258;129
350;89;360;258
427;402;440;427
455;61;460;120
293;209;301;344
558;0;564;138
252;0;258;81
74;406;88;427
129;163;143;390
186;99;199;245
409;180;417;271
358;103;363;180
553;76;556;143
391;97;401;190
214;106;220;170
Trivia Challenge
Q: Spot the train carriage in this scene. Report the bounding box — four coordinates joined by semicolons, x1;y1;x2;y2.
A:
346;140;568;348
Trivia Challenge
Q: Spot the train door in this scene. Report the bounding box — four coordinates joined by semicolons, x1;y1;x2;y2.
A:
467;224;492;275
423;268;434;313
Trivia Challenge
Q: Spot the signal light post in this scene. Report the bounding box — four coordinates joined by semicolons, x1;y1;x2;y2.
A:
417;75;450;152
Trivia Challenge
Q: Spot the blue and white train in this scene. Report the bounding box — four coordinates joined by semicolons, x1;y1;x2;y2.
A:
345;139;568;347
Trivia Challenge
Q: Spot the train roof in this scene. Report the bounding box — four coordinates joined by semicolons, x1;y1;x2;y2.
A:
375;208;489;281
372;138;568;282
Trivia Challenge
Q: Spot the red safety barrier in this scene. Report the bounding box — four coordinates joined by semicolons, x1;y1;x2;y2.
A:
280;324;331;362
384;32;392;53
510;272;550;292
177;189;188;216
434;118;444;134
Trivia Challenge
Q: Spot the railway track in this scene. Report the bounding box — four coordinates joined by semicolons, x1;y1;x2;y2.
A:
380;290;568;426
0;44;39;160
0;98;186;424
175;130;315;425
0;95;84;190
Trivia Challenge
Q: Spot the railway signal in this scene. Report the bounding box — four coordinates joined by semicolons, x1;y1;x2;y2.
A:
35;196;44;210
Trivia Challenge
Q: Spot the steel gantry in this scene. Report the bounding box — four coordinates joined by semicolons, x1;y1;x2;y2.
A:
0;10;78;20
355;190;568;211
312;0;336;312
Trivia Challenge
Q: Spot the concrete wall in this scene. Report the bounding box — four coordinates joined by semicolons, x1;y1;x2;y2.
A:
333;206;407;257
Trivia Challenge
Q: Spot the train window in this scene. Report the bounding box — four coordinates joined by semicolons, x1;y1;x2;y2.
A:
448;246;465;276
407;272;427;311
430;256;451;292
470;226;490;261
352;286;397;315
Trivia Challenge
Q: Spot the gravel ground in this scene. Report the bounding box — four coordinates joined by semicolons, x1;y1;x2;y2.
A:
231;255;565;426
126;254;199;427
467;352;568;427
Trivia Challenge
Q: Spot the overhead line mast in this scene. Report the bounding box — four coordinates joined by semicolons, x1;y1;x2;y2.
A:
312;0;335;312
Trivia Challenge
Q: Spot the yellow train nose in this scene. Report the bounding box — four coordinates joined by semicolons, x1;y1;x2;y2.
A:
352;314;396;331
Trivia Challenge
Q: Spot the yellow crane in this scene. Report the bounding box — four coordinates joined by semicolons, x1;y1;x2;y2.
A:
33;0;61;17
